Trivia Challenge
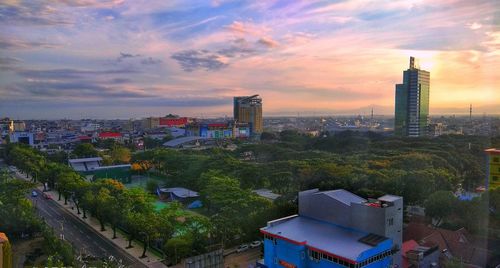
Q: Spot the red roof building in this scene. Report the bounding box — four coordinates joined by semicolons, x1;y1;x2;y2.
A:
159;117;188;127
98;132;122;139
403;222;492;267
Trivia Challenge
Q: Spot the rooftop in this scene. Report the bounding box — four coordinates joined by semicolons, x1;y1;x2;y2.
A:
317;189;366;206
69;157;102;163
99;132;122;138
485;148;500;155
253;188;281;200
261;215;388;261
159;187;199;198
163;136;206;147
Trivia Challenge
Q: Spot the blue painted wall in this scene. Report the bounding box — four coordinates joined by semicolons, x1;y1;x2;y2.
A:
263;237;393;268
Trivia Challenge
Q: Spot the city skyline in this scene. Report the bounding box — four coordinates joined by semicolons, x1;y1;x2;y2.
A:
1;0;499;119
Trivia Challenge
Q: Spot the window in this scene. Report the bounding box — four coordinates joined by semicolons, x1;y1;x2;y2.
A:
388;218;394;226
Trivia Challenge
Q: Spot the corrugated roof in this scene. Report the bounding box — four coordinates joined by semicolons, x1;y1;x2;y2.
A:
159;187;199;198
163;136;206;147
261;216;387;261
69;157;102;163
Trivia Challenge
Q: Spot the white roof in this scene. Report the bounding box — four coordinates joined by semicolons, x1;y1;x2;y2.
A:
68;157;102;163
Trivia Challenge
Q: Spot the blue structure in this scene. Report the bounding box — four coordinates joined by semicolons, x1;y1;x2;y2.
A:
259;189;403;268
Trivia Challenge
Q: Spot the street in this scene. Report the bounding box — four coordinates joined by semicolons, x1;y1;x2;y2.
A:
0;159;147;268
31;188;146;267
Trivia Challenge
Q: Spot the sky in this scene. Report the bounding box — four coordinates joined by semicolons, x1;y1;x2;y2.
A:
0;0;499;119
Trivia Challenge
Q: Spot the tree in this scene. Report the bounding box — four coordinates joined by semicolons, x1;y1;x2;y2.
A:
164;236;193;265
109;146;131;164
0;172;42;235
73;143;98;158
424;191;457;226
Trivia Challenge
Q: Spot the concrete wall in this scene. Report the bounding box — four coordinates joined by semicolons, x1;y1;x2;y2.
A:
298;189;352;227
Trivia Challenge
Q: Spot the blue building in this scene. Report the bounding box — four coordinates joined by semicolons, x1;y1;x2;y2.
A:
259;189;403;268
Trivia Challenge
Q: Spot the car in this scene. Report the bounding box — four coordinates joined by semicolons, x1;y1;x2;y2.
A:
31;191;38;197
42;193;52;200
250;240;262;248
236;244;249;253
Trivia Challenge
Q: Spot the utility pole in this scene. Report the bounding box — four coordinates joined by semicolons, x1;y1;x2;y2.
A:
370;108;374;129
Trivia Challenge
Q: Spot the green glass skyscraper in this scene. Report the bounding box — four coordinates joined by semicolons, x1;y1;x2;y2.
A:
394;57;430;137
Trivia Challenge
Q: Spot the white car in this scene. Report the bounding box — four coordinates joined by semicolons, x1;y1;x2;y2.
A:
250;240;262;248
236;244;249;253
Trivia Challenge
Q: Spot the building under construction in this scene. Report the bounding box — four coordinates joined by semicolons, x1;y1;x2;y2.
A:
233;95;263;134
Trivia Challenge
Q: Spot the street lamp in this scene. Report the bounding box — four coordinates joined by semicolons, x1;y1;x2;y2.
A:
58;219;65;240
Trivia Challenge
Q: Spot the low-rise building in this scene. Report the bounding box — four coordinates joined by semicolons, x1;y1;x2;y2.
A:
9;131;35;146
98;131;123;142
259;189;402;268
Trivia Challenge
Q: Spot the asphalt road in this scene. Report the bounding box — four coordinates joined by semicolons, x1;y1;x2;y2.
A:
30;189;146;267
0;159;146;268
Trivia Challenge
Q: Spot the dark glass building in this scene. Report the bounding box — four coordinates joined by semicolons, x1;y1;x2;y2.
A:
394;57;430;137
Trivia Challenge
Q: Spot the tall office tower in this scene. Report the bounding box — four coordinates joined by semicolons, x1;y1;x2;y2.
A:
394;57;430;137
233;95;263;134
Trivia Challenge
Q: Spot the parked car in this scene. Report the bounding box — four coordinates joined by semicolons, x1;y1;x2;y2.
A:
250;240;262;248
31;191;38;197
42;193;52;200
236;244;249;253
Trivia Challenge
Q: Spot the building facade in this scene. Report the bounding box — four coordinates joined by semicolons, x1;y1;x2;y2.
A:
9;131;35;146
259;189;403;268
234;95;263;134
485;148;500;190
186;122;251;139
395;57;430;137
0;232;12;268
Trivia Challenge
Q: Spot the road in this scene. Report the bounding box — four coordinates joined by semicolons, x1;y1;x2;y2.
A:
31;189;146;267
0;160;147;268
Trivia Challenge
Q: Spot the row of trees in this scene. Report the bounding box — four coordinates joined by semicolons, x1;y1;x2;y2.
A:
131;132;500;234
4;144;211;264
0;170;74;266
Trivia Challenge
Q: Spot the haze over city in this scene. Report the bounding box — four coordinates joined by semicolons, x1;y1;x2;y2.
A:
1;0;499;119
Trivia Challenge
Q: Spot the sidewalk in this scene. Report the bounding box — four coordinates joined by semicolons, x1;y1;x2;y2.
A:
14;169;167;268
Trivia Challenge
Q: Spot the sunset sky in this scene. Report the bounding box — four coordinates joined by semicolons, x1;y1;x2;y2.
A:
0;0;499;119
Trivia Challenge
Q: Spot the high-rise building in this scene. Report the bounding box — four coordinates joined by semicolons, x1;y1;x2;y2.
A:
234;95;263;134
485;148;500;190
259;189;403;268
394;57;430;137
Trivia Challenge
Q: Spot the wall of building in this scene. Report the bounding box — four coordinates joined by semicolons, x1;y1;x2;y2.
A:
487;152;500;189
298;190;353;227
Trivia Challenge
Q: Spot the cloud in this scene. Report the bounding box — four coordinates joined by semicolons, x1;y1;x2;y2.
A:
0;2;72;26
467;22;482;30
117;52;141;61
0;56;22;71
140;57;162;65
171;50;228;72
257;37;280;48
17;68;138;79
113;52;162;65
0;38;59;50
225;21;270;36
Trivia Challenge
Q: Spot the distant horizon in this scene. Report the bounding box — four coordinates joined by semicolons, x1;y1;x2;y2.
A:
1;1;498;118
5;113;500;122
